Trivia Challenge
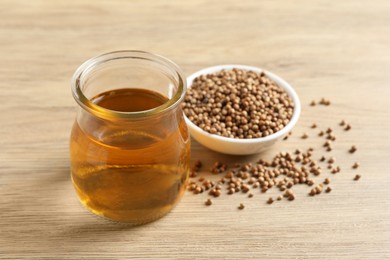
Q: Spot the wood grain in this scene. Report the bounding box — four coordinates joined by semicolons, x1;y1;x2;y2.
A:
1;0;389;259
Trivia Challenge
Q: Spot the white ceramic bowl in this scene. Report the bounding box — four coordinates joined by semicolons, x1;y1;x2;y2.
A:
184;64;301;155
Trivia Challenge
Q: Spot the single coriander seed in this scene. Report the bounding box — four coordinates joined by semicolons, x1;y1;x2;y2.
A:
352;162;359;169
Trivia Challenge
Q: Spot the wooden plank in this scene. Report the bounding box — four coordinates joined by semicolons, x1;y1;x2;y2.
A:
1;0;389;258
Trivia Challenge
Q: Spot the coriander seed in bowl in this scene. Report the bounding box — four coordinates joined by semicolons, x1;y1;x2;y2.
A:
182;65;301;155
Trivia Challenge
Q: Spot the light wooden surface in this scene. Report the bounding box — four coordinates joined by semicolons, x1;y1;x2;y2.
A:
1;0;390;259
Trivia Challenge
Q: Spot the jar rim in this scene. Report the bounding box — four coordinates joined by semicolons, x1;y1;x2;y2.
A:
71;50;186;119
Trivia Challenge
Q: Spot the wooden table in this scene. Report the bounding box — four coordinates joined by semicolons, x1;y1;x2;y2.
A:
1;0;389;258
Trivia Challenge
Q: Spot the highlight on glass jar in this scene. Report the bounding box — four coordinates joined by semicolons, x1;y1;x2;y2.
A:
70;51;190;224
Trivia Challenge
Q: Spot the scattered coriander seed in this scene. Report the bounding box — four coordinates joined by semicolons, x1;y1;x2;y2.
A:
323;178;331;185
194;160;202;169
306;179;315;186
339;120;346;126
205;199;212;206
188;183;196;191
323;140;332;147
319;98;331;106
311;123;317;129
310;100;316;106
284;189;293;197
301;133;309;139
238;203;245;210
190;116;360;208
352;162;359;169
194;186;202;194
354;174;361;181
267;197;274;204
345;124;351;131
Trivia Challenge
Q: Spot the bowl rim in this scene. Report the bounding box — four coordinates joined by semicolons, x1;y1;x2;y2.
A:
184;64;301;144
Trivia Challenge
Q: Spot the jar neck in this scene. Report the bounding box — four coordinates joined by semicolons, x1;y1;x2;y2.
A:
71;50;186;121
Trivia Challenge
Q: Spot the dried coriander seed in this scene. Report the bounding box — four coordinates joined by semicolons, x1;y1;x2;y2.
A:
267;197;274;204
205;199;212;206
190;120;361;208
194;186;202;194
319;98;331;106
323;140;332;147
354;174;361;181
238;203;245;210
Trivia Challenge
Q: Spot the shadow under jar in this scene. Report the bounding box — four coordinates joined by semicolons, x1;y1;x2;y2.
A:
70;51;190;224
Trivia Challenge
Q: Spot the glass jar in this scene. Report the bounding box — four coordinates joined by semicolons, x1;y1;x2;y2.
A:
70;51;190;224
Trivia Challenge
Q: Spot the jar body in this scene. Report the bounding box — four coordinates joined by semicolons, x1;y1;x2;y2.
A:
70;51;190;224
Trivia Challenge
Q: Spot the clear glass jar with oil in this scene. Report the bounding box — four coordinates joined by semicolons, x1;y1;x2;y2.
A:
70;51;190;224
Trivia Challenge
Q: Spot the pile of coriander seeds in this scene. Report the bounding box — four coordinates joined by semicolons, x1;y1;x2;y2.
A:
182;68;294;139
